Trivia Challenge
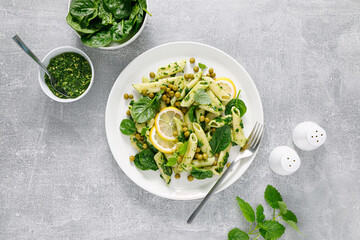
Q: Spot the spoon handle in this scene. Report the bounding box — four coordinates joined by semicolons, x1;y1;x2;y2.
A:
12;35;50;75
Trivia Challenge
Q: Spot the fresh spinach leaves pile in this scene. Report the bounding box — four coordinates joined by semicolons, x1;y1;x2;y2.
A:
228;185;303;240
67;0;151;48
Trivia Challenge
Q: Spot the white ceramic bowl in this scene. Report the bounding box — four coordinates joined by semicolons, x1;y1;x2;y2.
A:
38;46;94;103
68;0;148;50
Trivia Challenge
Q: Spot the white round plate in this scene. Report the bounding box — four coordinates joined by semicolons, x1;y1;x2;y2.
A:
105;42;264;200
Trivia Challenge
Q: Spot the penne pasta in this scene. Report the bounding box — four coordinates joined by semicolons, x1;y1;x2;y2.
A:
216;145;231;174
132;76;185;94
178;70;203;100
208;115;232;128
155;59;186;79
154;152;172;184
195;108;205;123
180;133;198;171
192;157;216;168
180;80;210;107
198;89;225;115
207;77;232;102
232;107;246;147
192;122;214;159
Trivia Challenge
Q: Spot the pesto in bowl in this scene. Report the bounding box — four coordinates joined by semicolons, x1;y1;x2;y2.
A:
44;52;92;99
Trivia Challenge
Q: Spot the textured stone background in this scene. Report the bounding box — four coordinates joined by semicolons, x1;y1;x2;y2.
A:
1;0;360;239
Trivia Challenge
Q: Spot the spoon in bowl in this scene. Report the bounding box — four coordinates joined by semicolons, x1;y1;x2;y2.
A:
12;35;69;98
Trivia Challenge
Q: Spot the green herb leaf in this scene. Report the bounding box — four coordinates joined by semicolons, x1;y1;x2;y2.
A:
119;119;136;135
131;90;163;123
178;141;188;155
138;149;158;171
256;204;265;223
165;157;177;167
236;197;255;222
188;106;197;122
209;125;232;153
190;167;213;180
140;127;149;136
66;13;99;34
133;9;144;32
259;220;285;240
134;153;148;170
198;63;207;70
194;89;211;105
228;228;249;240
69;0;98;21
264;185;283;209
281;209;298;223
129;3;140;21
81;29;112;48
138;0;152;16
98;0;115;25
103;0;132;20
278;201;287;214
225;99;247;117
285;220;303;234
111;19;134;41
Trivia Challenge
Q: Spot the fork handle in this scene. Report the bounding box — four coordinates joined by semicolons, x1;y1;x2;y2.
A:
12;35;50;75
187;160;238;224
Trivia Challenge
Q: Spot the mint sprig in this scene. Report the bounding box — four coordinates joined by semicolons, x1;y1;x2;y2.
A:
228;185;303;240
194;89;211;105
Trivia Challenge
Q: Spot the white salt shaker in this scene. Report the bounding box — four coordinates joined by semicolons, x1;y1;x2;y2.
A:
292;121;327;151
269;146;301;175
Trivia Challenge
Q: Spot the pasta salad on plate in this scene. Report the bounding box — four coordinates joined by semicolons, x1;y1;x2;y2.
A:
119;58;247;185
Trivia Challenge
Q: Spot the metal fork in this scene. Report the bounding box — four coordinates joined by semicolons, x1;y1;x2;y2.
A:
187;122;264;224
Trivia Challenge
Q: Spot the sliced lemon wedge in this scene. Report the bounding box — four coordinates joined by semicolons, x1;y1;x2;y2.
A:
149;127;177;153
215;77;237;99
155;107;184;141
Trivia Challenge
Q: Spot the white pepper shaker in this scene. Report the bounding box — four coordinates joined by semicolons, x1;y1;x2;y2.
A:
292;121;327;151
269;146;301;175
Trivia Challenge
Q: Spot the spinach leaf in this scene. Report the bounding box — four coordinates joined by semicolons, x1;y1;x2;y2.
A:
188;106;197;122
111;19;134;41
133;9;144;32
98;0;115;25
131;90;163;123
81;29;112;47
138;0;151;16
191;167;213;180
209;125;232;153
66;13;100;34
139;149;158;171
129;3;140;21
134;153;148;170
225;91;247;116
225;99;247;117
119;119;136;135
103;0;132;20
69;0;98;20
148;143;158;153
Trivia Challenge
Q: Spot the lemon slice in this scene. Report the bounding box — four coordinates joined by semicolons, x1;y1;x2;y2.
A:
215;77;237;99
149;127;177;153
155;107;184;141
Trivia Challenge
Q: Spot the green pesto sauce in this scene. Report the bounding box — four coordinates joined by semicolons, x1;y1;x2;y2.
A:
45;52;91;99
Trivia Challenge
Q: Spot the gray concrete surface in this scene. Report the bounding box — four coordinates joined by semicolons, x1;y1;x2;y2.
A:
1;0;360;239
